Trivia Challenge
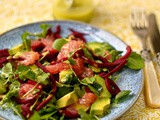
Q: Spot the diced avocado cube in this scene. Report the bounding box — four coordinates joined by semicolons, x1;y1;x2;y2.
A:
90;97;111;116
89;65;101;73
87;42;113;52
95;75;111;98
56;90;79;108
9;44;24;56
87;42;114;56
87;42;103;51
59;70;73;83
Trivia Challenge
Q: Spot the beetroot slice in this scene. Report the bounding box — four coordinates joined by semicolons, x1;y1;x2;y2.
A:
105;77;121;96
36;94;53;111
0;49;9;57
69;28;87;43
102;59;127;78
0;57;8;68
21;103;33;118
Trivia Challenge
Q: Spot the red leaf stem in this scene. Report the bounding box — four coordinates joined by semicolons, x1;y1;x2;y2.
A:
35;62;57;94
54;25;61;39
21;103;33;118
35;61;50;73
114;46;132;63
82;56;121;68
69;28;87;42
36;94;53;111
102;59;127;78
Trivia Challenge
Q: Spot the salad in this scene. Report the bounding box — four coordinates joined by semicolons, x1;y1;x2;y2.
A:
0;24;144;120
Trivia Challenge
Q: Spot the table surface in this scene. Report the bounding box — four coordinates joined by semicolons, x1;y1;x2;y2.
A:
1;0;160;119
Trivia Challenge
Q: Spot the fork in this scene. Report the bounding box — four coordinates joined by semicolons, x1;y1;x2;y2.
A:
130;10;151;60
130;10;160;108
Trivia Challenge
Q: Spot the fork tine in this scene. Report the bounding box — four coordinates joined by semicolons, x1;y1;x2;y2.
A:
130;9;148;28
131;10;148;28
130;11;136;27
139;10;148;28
130;9;149;49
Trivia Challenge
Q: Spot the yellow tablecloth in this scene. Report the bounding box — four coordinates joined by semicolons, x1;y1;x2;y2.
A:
1;0;160;119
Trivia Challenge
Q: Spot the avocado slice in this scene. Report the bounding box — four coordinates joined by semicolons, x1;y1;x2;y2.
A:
87;42;102;51
95;75;111;98
87;42;114;57
9;44;24;56
87;42;113;52
90;97;111;116
88;65;101;73
59;70;73;83
56;90;79;108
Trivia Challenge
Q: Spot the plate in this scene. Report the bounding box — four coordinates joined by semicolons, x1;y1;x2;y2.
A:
0;20;143;120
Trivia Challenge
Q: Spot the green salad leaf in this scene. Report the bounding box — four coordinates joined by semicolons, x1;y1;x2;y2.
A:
16;65;50;85
29;111;41;120
39;24;52;38
83;48;93;59
38;100;58;120
52;38;68;51
16;65;35;80
21;31;31;51
6;100;23;118
108;50;122;62
74;85;85;98
0;79;6;94
78;109;99;120
1;62;13;78
21;24;52;51
114;90;131;103
127;52;144;69
81;76;102;96
87;42;115;57
37;72;50;85
56;86;73;99
0;81;20;105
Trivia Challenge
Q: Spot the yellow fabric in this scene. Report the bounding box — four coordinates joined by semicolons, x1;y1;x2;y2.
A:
0;0;160;119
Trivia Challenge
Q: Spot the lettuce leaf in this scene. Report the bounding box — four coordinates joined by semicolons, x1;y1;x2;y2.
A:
39;24;52;38
114;90;131;103
21;31;31;51
0;81;20;105
1;62;12;78
127;52;144;69
21;24;51;51
0;78;6;94
16;65;49;85
87;42;114;57
78;109;99;120
81;76;102;96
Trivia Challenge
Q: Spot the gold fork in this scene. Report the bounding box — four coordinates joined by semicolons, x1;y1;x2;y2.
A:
130;9;160;108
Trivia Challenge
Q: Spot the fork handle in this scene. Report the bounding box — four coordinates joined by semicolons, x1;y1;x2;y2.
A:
144;60;160;108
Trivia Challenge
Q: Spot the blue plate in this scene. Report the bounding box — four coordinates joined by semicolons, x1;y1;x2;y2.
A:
0;20;143;120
